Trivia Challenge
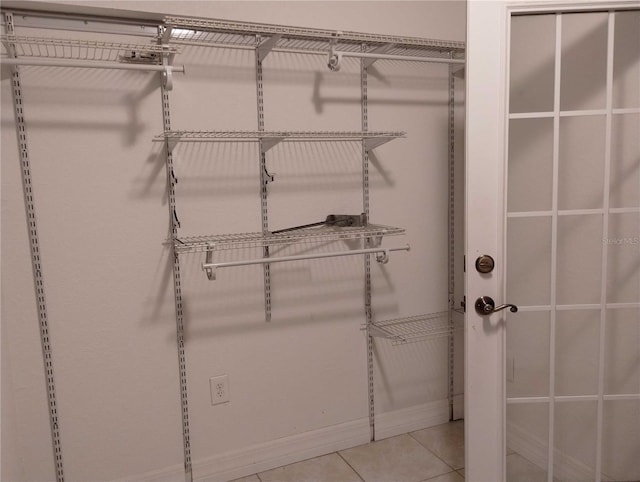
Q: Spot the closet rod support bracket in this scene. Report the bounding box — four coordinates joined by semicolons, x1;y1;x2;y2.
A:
204;243;217;280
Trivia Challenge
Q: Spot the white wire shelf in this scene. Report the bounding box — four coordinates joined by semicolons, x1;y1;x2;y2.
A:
0;35;180;63
173;223;405;254
164;16;465;61
156;130;405;140
370;312;463;345
156;130;405;152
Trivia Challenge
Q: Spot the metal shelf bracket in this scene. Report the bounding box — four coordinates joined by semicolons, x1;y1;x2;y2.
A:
364;136;396;152
366;235;383;249
166;137;180;154
257;34;282;62
363;43;396;68
261;136;285;152
162;25;173;44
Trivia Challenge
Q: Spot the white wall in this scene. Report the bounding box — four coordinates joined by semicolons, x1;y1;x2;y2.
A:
1;1;466;481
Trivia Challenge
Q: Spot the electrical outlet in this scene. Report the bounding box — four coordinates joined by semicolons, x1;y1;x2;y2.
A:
210;375;229;405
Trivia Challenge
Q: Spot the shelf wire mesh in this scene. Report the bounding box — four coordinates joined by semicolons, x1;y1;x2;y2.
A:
371;312;464;345
174;224;405;254
156;130;405;141
164;15;465;60
0;35;180;62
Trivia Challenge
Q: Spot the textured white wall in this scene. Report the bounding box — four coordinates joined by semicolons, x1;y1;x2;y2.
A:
1;1;466;481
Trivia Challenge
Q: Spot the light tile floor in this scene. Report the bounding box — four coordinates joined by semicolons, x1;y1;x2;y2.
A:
231;421;466;482
231;420;553;482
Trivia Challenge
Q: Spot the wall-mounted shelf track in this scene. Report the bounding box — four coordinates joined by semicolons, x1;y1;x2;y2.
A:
155;130;405;153
370;312;463;345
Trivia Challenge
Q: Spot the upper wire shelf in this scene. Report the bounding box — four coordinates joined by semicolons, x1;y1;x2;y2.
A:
370;312;463;345
174;223;405;254
163;15;465;61
0;35;180;63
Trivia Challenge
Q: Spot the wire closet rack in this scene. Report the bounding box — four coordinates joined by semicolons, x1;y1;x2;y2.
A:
1;8;466;482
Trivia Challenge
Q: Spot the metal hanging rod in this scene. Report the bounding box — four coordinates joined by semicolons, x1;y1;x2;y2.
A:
332;49;465;65
326;47;464;71
0;57;185;72
203;244;410;280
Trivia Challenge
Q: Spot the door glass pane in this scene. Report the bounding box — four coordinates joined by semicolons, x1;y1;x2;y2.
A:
556;214;603;305
506;403;549;482
554;402;597;481
604;308;640;395
606;213;640;304
558;116;605;210
561;12;608;111
555;310;600;396
506;9;639;482
602;401;640;481
507;312;550;398
510;15;556;113
508;118;554;212
610;113;640;209
613;10;640;108
507;217;552;306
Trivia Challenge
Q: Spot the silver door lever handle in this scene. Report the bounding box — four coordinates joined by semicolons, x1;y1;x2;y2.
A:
475;296;518;315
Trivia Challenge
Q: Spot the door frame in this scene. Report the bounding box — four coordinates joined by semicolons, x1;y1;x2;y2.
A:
464;1;638;481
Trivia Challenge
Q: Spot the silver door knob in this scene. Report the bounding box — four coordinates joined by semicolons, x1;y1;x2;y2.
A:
474;296;518;315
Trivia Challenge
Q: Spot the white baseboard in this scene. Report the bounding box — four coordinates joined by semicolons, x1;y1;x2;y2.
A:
374;399;450;440
127;399;449;482
452;394;464;421
197;418;371;482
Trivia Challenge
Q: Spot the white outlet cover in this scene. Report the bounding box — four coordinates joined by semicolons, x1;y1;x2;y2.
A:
209;375;229;405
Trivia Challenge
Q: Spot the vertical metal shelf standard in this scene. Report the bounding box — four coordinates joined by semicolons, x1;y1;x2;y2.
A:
3;12;65;482
360;45;376;442
157;24;193;482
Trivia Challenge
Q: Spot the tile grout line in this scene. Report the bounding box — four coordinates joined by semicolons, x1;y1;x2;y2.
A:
336;450;366;482
407;431;460;473
419;470;464;482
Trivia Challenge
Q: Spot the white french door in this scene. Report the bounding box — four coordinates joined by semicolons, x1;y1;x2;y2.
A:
466;1;640;481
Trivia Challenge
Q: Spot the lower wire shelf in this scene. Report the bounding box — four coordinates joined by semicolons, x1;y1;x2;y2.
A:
369;311;463;345
173;224;405;254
